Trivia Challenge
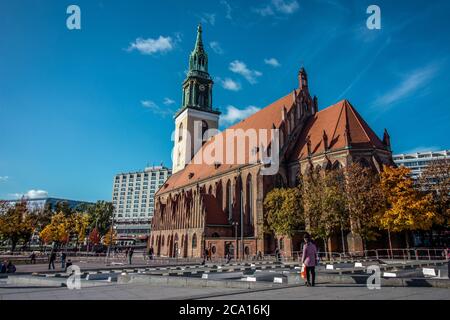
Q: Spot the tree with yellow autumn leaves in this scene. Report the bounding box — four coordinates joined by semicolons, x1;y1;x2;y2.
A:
39;211;89;247
0;199;35;251
102;226;118;246
263;161;446;253
380;165;439;250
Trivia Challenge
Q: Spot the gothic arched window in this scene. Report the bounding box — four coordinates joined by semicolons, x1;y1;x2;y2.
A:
192;234;197;249
246;174;253;228
201;120;208;144
226;180;232;221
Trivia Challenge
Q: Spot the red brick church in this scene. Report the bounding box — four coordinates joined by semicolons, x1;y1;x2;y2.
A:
150;26;394;258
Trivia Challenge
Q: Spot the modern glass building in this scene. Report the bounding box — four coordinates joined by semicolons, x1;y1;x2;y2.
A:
111;166;171;242
393;149;450;179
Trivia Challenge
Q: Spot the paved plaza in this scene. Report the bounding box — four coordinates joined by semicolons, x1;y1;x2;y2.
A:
1;282;449;300
2;258;449;300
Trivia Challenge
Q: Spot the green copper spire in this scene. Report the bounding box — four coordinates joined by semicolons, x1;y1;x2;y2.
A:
194;24;204;53
188;24;208;74
178;25;220;116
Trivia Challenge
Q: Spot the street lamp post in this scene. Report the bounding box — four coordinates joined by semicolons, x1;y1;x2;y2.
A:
231;221;238;260
107;204;116;260
240;187;244;261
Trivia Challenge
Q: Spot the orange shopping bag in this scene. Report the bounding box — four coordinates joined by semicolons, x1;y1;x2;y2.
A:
300;264;306;279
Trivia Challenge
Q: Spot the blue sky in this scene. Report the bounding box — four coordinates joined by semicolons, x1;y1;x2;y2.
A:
1;0;449;202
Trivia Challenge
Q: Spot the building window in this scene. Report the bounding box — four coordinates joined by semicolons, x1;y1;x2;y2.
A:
192;234;197;249
246;175;253;227
227;180;232;221
201;120;208;144
178;123;183;142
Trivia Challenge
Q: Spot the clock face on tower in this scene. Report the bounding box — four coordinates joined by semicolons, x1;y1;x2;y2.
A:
199;84;206;92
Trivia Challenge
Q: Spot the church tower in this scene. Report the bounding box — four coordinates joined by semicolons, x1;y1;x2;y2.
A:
172;25;220;174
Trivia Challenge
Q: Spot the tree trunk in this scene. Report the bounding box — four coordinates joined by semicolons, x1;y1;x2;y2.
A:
323;238;329;262
363;238;367;257
340;223;346;255
387;229;393;259
429;230;433;247
405;231;410;249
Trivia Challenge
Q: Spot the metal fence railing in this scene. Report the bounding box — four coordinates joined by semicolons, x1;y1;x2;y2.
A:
2;248;449;265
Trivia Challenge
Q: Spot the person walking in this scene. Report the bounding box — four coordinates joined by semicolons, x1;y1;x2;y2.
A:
128;247;134;265
29;251;36;264
61;252;67;270
275;248;281;263
302;234;318;287
6;261;16;273
0;260;8;273
48;250;56;270
149;247;154;260
65;259;73;272
257;251;263;261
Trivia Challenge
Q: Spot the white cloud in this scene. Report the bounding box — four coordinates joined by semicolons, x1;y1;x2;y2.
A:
163;98;176;105
10;189;49;200
373;64;440;110
253;5;275;16
221;0;232;19
253;0;299;17
209;41;224;55
127;36;175;55
221;105;260;125
272;0;299;14
219;78;242;91
264;58;281;67
229;60;262;84
0;176;8;182
141;100;172;117
199;13;216;26
26;190;48;199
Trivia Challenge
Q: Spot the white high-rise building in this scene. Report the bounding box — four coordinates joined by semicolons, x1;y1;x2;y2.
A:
111;166;171;242
393;149;450;179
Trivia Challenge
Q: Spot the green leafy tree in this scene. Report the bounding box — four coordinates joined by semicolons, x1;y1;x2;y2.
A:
300;168;348;258
55;201;74;217
80;201;114;236
263;187;304;245
344;163;384;251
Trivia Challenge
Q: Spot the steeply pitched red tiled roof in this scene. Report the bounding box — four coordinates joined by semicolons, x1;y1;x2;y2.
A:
157;90;299;195
288;99;387;161
157;95;386;195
